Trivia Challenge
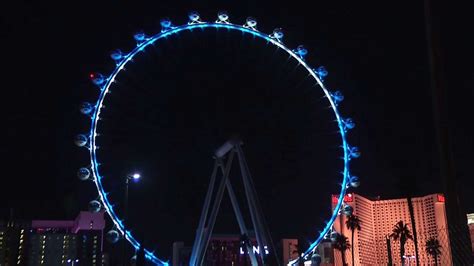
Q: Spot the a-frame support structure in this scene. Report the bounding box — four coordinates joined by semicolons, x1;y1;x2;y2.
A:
189;139;275;266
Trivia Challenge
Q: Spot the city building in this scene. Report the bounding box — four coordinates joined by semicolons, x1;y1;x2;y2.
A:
468;213;474;255
0;220;30;265
315;239;334;266
281;238;298;265
172;241;192;266
0;211;107;266
331;193;452;265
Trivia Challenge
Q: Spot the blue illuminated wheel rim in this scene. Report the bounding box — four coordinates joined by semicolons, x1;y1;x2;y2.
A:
82;13;359;265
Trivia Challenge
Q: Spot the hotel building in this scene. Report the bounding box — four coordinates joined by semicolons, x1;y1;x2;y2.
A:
331;193;452;265
468;213;474;255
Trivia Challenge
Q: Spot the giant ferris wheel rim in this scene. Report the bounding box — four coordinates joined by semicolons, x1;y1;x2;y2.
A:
86;17;355;265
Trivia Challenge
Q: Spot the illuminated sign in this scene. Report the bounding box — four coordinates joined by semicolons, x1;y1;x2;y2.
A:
344;193;353;202
239;245;270;255
437;194;445;202
331;193;353;204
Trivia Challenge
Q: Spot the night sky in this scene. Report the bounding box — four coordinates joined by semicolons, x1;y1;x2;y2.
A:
2;0;473;260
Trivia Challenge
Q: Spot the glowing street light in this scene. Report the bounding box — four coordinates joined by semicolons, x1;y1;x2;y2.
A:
128;173;141;181
123;172;141;266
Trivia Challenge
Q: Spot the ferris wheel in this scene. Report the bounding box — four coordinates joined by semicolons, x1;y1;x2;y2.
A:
75;11;361;265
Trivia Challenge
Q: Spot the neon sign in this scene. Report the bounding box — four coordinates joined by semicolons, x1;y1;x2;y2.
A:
239;245;270;255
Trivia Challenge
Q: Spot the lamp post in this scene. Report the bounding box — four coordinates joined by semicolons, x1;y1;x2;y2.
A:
123;173;141;266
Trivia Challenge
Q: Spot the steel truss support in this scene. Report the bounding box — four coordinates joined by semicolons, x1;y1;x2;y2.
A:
190;139;276;266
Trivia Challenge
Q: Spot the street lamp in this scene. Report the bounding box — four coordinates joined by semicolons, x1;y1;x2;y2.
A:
130;173;141;180
123;172;141;266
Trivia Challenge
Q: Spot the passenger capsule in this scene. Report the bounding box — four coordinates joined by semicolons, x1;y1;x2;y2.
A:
330;232;339;243
217;11;229;22
106;230;120;244
311;253;321;264
246;17;257;28
344;118;355;130
88;200;101;213
133;31;146;42
90;73;106;86
349;146;361;158
342;205;353;216
296;45;308;57
110;49;123;61
272;28;284;40
160;18;172;29
74;134;88;147
80;102;94;115
316;66;328;80
188;11;200;22
77;167;90;181
350;176;360;188
331;91;344;104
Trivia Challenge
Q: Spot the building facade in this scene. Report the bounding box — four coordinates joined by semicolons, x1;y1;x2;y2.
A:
0;211;107;266
0;220;30;265
332;193;452;265
281;238;298;265
315;239;334;266
468;213;474;255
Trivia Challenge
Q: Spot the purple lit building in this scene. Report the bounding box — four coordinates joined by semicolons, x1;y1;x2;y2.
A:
0;211;107;266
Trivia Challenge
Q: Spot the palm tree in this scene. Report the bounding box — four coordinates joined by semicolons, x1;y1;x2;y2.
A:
390;221;413;266
333;233;351;266
345;215;361;266
425;237;441;266
407;197;420;266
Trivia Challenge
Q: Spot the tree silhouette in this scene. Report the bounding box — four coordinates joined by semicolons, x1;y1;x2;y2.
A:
425;237;441;266
333;233;350;266
345;214;361;266
390;221;413;266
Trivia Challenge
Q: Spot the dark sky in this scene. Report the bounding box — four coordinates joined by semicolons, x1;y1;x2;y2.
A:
1;0;473;260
